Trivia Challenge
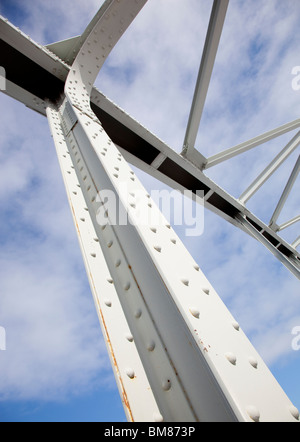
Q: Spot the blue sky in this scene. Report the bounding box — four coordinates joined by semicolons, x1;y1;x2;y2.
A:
0;0;299;422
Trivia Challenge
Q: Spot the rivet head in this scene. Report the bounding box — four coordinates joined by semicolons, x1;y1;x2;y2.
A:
124;282;131;291
290;406;300;420
181;279;189;286
135;309;142;319
126;334;134;342
202;287;210;295
162;379;172;391
104;299;112;307
147;341;156;352
248;357;258;369
126;368;135;379
190;308;200;319
232;321;240;331
246;406;260;422
225;352;237;365
154;246;162;253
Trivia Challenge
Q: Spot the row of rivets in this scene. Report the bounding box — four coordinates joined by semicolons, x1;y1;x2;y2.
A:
59;112;167;419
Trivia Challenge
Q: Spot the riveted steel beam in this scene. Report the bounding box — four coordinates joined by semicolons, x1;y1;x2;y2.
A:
43;0;300;422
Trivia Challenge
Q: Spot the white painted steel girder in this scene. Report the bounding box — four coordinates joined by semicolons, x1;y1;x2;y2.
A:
182;0;229;157
52;95;300;422
47;104;162;422
44;0;300;422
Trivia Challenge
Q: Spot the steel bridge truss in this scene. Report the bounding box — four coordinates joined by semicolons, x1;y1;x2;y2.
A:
0;0;299;422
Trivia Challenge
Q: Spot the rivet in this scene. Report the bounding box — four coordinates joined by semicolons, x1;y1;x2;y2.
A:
181;279;189;286
124;282;131;291
147;341;156;352
166;224;171;229
194;265;200;271
150;227;157;233
248;357;258;369
135;309;142;319
232;321;240;331
107;240;113;248
190;308;200;319
126;368;135;379
202;287;210;295
225;352;237;365
154;246;162;253
107;278;114;284
94;238;99;242
126;334;134;342
289;406;300;420
113;174;119;179
80;218;85;222
90;253;96;258
162;379;172;391
170;239;177;244
115;259;121;267
246;406;260;422
104;299;112;307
